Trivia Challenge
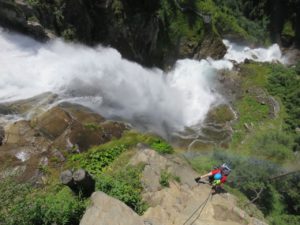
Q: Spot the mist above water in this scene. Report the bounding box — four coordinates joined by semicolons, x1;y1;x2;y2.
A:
0;28;286;137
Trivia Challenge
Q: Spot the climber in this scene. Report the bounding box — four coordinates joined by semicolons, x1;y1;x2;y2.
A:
194;163;231;193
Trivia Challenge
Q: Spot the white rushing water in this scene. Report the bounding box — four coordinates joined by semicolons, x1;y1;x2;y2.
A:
0;28;285;136
223;40;286;64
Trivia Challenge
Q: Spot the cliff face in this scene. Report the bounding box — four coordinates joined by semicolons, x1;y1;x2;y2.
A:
80;148;267;225
0;0;226;68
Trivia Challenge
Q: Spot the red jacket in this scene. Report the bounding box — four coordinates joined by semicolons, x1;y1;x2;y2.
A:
212;169;227;184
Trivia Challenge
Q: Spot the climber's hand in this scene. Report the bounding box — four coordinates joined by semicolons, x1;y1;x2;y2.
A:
194;177;201;183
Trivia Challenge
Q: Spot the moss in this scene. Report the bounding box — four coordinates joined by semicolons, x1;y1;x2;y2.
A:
232;95;269;145
83;122;101;131
159;170;181;188
207;105;235;124
239;63;272;89
62;27;76;41
282;21;295;37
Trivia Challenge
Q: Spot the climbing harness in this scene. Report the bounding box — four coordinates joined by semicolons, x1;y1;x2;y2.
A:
182;190;212;225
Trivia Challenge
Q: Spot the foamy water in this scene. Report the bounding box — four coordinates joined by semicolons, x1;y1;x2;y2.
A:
223;40;286;63
0;28;286;136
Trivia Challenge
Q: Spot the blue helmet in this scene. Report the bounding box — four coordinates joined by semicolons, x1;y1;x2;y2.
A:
214;173;222;180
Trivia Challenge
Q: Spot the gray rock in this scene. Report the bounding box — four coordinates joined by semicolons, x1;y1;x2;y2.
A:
80;192;144;225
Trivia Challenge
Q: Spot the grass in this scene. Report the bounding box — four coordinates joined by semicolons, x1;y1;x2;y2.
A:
67;130;173;174
229;62;287;151
189;154;218;174
239;63;271;89
159;170;181;187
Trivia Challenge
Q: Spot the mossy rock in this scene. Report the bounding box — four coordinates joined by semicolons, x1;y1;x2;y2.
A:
206;104;236;124
33;107;72;140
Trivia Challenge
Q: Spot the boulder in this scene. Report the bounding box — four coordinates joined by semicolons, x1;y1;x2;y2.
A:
61;169;95;197
194;34;227;60
80;192;144;225
34;107;72;140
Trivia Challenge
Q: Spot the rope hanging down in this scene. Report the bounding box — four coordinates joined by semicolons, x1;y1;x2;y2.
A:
182;191;212;225
173;0;211;24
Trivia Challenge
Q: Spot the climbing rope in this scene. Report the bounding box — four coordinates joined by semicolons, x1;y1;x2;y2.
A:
182;190;212;225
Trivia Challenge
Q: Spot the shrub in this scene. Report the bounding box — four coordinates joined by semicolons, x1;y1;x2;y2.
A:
69;144;127;175
149;138;173;154
250;131;294;162
0;179;86;225
159;170;181;187
267;64;300;131
95;165;147;215
160;170;171;187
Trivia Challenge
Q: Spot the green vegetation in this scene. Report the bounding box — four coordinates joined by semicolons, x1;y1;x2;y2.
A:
66;131;173;214
83;122;101;131
159;170;181;187
212;0;270;44
190;61;300;225
249;131;294;162
156;0;271;55
149;138;173;154
282;21;295;37
190;150;300;224
96;165;147;215
70;144;127;175
0;179;86;225
267;64;300;132
68;130;173;175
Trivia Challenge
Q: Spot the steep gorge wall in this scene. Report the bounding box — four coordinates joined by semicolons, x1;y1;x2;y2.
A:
0;0;226;68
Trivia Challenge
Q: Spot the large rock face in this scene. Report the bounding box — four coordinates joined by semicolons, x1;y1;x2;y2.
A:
0;0;226;68
80;192;144;225
80;148;268;225
0;0;51;40
0;96;127;182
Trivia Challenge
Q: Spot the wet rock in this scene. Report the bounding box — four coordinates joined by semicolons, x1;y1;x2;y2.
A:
194;34;227;60
1;100;127;182
0;104;15;115
34;107;72;140
4;92;58;116
5;120;35;145
5;120;51;149
0;0;49;40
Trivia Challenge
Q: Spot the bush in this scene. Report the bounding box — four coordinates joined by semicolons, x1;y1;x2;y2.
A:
9;187;86;225
250;131;294;162
0;179;86;225
267;64;300;131
95;165;147;215
159;170;181;187
149;138;173;154
69;144;127;175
